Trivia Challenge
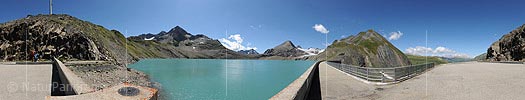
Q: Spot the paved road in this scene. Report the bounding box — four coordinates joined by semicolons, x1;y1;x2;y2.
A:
320;62;525;100
0;64;52;100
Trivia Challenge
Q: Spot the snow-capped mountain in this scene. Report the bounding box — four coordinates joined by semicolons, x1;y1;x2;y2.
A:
298;47;324;56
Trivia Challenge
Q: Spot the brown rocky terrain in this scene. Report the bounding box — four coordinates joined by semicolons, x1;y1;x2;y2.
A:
486;24;525;61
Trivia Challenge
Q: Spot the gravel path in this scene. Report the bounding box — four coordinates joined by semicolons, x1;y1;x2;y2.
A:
320;62;525;100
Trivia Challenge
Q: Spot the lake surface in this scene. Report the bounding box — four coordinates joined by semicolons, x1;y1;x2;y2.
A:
129;59;315;100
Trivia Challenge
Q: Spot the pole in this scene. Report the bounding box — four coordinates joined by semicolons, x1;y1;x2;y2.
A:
49;0;53;15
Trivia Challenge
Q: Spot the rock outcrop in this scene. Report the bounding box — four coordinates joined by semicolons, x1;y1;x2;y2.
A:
0;14;156;90
486;24;525;61
0;14;128;64
263;40;307;57
308;30;411;68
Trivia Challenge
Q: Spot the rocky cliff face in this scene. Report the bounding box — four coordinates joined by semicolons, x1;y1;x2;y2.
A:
0;14;155;90
0;14;129;64
308;30;411;68
263;40;307;57
486;24;525;61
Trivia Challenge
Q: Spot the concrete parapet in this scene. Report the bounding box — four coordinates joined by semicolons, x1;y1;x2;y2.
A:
271;61;322;100
51;57;94;95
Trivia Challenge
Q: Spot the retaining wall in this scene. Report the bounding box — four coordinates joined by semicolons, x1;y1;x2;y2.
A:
270;61;322;100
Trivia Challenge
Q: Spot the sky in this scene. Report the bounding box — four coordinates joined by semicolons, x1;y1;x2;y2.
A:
2;0;525;58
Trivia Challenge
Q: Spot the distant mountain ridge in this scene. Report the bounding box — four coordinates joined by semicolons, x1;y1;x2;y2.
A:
298;47;323;56
127;26;254;60
473;53;487;61
237;49;259;55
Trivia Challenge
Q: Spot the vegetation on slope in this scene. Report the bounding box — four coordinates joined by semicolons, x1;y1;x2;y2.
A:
406;55;448;65
473;53;487;61
309;30;411;68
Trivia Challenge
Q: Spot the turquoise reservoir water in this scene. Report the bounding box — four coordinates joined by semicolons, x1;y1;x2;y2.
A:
129;59;315;100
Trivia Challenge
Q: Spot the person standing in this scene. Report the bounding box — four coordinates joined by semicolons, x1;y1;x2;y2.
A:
34;52;39;62
30;50;35;62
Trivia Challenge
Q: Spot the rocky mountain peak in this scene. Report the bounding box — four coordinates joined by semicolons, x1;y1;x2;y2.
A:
150;26;196;44
167;26;190;35
274;40;297;51
363;30;384;38
345;29;387;43
263;40;307;57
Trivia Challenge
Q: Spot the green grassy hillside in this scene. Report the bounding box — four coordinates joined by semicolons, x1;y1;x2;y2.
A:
406;55;448;65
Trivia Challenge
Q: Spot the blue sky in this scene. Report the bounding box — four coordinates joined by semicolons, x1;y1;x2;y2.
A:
2;0;525;58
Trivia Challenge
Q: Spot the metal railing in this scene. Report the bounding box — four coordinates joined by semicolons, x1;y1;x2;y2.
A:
326;62;435;83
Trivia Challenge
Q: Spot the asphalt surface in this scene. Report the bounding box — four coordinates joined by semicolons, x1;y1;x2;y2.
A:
320;62;525;100
0;64;52;100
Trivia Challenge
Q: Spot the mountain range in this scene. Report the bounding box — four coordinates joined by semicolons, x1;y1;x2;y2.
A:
0;14;416;68
8;14;509;69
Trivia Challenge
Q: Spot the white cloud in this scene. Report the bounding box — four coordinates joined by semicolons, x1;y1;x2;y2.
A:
250;25;262;30
434;46;454;53
313;24;329;34
228;34;243;43
219;34;257;51
405;46;433;55
405;46;470;58
388;31;403;40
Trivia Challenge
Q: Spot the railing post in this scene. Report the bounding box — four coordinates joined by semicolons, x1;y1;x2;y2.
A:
366;68;369;82
394;68;397;81
341;63;344;72
381;69;384;83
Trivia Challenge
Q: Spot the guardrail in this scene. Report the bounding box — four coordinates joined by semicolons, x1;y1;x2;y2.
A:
327;62;435;83
477;61;524;64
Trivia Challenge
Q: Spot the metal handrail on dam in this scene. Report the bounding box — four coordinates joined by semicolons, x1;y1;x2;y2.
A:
327;62;435;83
271;61;322;100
